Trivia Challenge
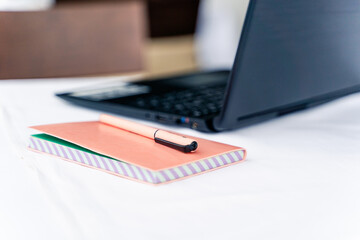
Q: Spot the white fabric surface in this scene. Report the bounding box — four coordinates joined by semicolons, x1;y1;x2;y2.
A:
0;77;359;240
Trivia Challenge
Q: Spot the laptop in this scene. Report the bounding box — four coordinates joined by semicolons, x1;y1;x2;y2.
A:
56;0;360;132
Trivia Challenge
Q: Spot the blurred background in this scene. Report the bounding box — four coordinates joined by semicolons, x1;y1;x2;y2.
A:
0;0;248;79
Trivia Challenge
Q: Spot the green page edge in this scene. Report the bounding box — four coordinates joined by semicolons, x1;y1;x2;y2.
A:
31;133;119;161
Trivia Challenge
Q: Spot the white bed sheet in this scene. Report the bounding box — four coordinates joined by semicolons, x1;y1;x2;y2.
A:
0;77;359;240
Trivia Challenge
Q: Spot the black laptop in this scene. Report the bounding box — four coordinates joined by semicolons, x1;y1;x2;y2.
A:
57;0;360;132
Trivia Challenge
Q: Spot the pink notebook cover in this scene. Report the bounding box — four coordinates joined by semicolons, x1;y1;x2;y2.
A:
29;121;246;184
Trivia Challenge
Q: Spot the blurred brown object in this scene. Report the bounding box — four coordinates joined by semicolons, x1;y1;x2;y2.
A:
145;35;197;77
57;0;200;38
0;1;145;79
147;0;200;37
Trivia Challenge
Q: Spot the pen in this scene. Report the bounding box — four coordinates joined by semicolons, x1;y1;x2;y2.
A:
99;114;198;153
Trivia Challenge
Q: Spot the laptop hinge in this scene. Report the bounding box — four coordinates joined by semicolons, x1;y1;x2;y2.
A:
277;103;308;116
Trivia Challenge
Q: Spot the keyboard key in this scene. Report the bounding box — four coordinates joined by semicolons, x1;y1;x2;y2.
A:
127;85;225;118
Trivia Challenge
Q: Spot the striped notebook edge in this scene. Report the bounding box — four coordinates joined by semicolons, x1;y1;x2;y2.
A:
28;135;246;185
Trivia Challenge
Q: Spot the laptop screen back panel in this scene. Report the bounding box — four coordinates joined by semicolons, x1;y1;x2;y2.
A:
215;0;360;130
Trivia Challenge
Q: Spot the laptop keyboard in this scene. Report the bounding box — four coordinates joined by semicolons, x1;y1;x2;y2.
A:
128;85;226;118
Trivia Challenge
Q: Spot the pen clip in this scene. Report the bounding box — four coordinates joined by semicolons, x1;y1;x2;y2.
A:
154;137;197;153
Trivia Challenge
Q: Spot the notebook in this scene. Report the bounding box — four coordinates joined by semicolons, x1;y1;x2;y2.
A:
28;118;246;185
